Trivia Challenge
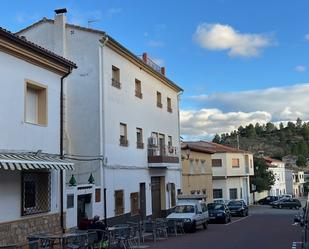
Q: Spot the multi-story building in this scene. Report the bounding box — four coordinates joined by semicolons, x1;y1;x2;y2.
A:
180;141;254;204
292;169;305;197
181;142;215;202
0;27;76;244
264;157;286;196
19;9;183;227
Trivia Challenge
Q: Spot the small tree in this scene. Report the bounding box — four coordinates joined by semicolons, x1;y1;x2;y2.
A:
250;157;275;193
212;134;221;143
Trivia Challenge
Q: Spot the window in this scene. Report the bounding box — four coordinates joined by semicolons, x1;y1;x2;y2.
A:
25;81;47;125
156;91;162;108
120;123;128;147
201;160;206;174
112;65;121;89
67;194;74;209
22;171;51;216
195;159;200;173
115;190;124;215
136;128;144;149
201;203;208;212
212;159;222;167
213;189;223;199
168;136;172;147
232;158;240;168
170;183;176;207
250;159;253;168
229;188;238;199
130;192;139;216
135;79;142;98
189;159;194;174
95;189;101;203
167;97;172;113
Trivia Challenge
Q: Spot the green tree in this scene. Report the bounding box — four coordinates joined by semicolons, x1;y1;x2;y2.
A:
255;122;264;135
266;122;276;133
212;134;221;143
298;141;308;156
296;118;302;129
302;126;309;140
250;157;275;193
296;155;307;167
279;122;284;130
245;124;256;138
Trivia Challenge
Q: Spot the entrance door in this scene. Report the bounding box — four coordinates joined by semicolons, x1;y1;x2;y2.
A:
139;183;146;220
77;194;92;225
151;177;161;218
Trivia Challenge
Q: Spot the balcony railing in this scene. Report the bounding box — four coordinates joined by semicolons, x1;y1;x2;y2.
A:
147;145;179;165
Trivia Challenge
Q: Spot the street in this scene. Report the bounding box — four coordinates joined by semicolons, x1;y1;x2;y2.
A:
147;205;304;249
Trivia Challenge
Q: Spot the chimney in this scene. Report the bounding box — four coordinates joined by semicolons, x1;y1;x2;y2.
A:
142;52;148;63
160;67;165;76
54;8;67;57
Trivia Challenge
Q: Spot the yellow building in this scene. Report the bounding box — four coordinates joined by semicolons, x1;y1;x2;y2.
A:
181;142;215;203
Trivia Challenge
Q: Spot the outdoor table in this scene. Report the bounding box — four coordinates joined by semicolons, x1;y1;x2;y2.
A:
46;232;88;249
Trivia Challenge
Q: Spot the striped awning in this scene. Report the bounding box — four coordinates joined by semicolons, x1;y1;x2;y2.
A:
0;153;74;170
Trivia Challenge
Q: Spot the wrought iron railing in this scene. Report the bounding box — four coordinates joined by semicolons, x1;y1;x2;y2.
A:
148;145;178;157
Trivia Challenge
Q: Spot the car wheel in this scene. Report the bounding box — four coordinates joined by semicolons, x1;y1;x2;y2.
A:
242;211;245;217
224;217;228;224
279;205;282;209
203;221;208;229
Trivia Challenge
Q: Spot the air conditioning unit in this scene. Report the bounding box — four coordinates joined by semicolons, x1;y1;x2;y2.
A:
148;137;157;146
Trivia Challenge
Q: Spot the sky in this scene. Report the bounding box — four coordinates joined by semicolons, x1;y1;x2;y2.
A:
2;0;309;140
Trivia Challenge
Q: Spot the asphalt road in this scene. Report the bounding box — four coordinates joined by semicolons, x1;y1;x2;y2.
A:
146;205;303;249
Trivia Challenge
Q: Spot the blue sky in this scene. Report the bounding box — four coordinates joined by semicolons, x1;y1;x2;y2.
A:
2;0;309;139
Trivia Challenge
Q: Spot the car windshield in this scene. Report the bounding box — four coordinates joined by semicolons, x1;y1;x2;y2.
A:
207;203;224;210
174;205;195;213
228;201;242;206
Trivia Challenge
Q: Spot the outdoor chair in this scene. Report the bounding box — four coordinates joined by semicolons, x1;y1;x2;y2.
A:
66;233;88;249
141;220;157;243
87;229;109;249
155;218;168;238
113;225;131;249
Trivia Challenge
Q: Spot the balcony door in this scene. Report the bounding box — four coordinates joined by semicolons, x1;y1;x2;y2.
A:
159;134;165;155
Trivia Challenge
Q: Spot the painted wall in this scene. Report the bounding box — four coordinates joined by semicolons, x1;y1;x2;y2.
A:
181;150;213;202
0;51;61;153
268;164;286;196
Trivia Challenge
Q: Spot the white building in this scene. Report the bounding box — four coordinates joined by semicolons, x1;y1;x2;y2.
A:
292;169;305;197
19;9;183;227
0;27;75;244
264;157;286;196
180;142;254;204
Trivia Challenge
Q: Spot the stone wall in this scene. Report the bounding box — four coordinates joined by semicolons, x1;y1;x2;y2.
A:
0;213;63;246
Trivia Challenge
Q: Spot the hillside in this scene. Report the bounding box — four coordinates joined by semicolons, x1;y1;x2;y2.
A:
213;118;309;161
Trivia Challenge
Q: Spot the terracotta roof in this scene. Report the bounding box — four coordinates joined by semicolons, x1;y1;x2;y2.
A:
182;141;251;154
1;26;76;69
181;142;215;154
263;156;283;164
17;18;182;92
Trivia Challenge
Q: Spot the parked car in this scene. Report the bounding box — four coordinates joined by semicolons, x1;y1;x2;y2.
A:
279;194;293;200
271;198;302;209
257;196;279;205
166;199;209;232
293;196;309;248
207;203;231;224
227;200;249;216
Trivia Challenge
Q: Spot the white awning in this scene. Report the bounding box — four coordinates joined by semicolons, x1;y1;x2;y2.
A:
0;153;74;170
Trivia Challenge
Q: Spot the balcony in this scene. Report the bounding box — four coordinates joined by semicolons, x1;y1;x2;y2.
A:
148;145;179;167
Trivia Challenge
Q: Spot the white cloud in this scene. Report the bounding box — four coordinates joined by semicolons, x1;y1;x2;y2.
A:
305;34;309;41
183;83;309;139
180;109;271;140
193;23;273;57
148;40;165;47
294;65;306;72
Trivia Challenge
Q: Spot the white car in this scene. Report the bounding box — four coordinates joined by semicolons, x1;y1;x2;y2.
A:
166;199;209;232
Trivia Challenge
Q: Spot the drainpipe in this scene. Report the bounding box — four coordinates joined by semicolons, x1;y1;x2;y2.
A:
177;90;183;192
99;34;109;226
60;70;72;233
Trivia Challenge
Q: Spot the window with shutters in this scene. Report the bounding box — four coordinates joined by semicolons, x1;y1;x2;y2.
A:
135;79;142;98
232;158;240;168
22;171;51;216
167;97;172;113
213;189;223;199
170;183;176;207
120;123;128;146
130;192;139;216
115;190;124;215
25;81;47;126
189;159;194;174
112;66;121;89
156;91;162;108
201;160;206;174
136;128;144;149
229;188;238;199
212;159;222;167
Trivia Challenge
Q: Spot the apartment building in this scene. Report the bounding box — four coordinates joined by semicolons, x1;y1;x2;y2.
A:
0;27;76;244
19;9;183;227
292;169;305;197
264;157;286;196
181;142;215;202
